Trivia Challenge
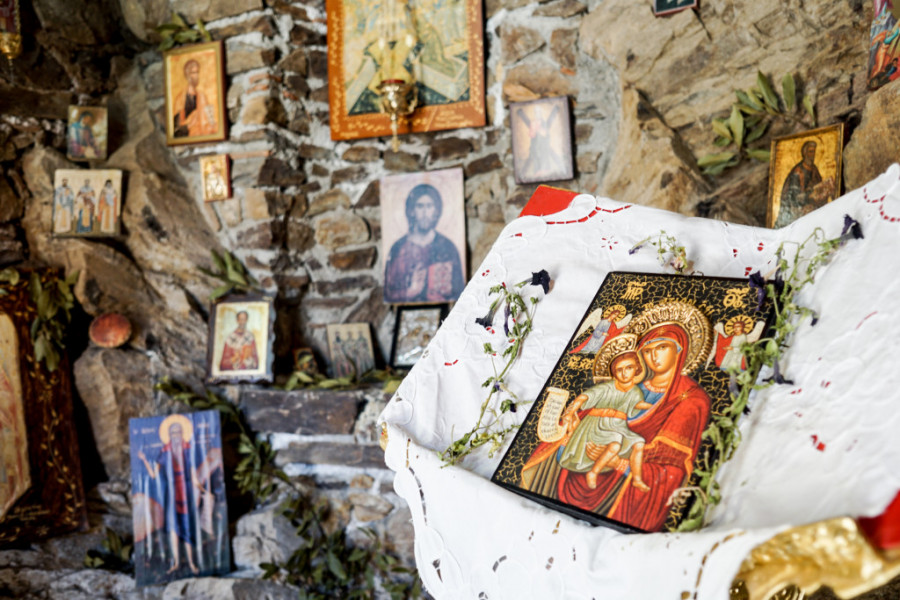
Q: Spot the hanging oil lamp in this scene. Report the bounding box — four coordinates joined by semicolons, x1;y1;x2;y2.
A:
376;0;418;151
0;0;22;69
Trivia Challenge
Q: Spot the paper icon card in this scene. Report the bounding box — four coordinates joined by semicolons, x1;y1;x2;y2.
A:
52;169;122;237
130;411;229;586
492;272;774;533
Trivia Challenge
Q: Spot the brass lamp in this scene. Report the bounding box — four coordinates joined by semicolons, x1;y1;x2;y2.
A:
378;78;417;152
0;0;22;66
375;0;418;151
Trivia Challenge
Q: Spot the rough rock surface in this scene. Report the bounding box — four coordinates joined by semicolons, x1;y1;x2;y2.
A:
843;79;900;191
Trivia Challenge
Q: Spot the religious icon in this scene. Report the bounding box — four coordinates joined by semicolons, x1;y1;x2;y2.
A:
707;315;766;372
129;410;229;586
52;169;122;237
199;155;231;202
381;168;466;304
868;0;900;90
492;272;775;533
0;313;30;520
390;304;447;368
67;106;108;161
163;41;227;146
325;0;485;141
767;124;844;229
510;96;574;185
292;347;321;376
206;295;274;384
0;269;87;545
652;0;698;17
326;322;376;378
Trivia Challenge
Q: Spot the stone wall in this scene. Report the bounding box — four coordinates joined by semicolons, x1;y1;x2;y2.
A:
0;0;896;596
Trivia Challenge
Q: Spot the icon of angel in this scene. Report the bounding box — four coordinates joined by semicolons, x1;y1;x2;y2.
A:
707;315;765;371
569;304;633;355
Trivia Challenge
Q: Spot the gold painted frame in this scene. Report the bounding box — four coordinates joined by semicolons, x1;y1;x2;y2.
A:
326;0;485;141
766;124;844;229
163;40;227;146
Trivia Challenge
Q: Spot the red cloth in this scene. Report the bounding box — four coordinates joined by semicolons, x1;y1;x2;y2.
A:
859;490;900;550
518;185;578;218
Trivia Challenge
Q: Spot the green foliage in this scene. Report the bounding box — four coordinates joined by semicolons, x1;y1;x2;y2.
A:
29;270;79;372
198;250;263;301
155;378;422;597
263;498;422;599
155;13;212;51
84;527;134;574
699;71;816;176
629;230;693;274
675;225;861;532
0;267;19;296
440;275;546;465
282;364;405;395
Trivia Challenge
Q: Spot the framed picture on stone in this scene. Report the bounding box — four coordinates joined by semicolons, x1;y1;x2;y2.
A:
326;322;376;378
66;105;108;161
325;0;485;141
163;40;227;146
206;295;275;384
390;304;447;369
0;269;87;545
199;154;231;202
51;169;122;237
652;0;698;17
766;124;844;229
381;167;466;304
510;96;574;185
129;410;229;586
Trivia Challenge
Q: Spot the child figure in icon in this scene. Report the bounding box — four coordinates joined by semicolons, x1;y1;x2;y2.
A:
557;342;653;492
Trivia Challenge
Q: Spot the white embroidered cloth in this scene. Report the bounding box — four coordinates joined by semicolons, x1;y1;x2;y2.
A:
380;165;900;599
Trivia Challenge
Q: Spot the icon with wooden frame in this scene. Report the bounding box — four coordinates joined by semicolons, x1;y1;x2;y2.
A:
163;40;227;146
766;124;844;229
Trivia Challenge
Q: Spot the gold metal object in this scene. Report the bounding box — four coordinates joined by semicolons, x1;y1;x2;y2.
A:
731;517;900;600
0;31;21;62
0;0;21;63
377;78;418;152
379;422;389;452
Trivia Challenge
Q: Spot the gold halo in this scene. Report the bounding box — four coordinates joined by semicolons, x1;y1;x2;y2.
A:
592;333;645;383
602;304;627;320
724;315;755;337
159;414;193;445
623;301;713;376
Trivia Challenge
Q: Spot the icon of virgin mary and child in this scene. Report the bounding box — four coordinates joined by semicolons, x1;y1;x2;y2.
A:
521;302;713;532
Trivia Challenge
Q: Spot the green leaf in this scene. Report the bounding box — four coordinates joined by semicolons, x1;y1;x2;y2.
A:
710;118;732;141
728;105;744;148
802;95;816;125
747;148;771;162
714;137;730;147
782;73;796;111
745;121;769;144
757;71;780;111
735;102;762;115
735;89;763;111
171;12;188;27
326;551;347;579
196;19;212;42
697;151;736;167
